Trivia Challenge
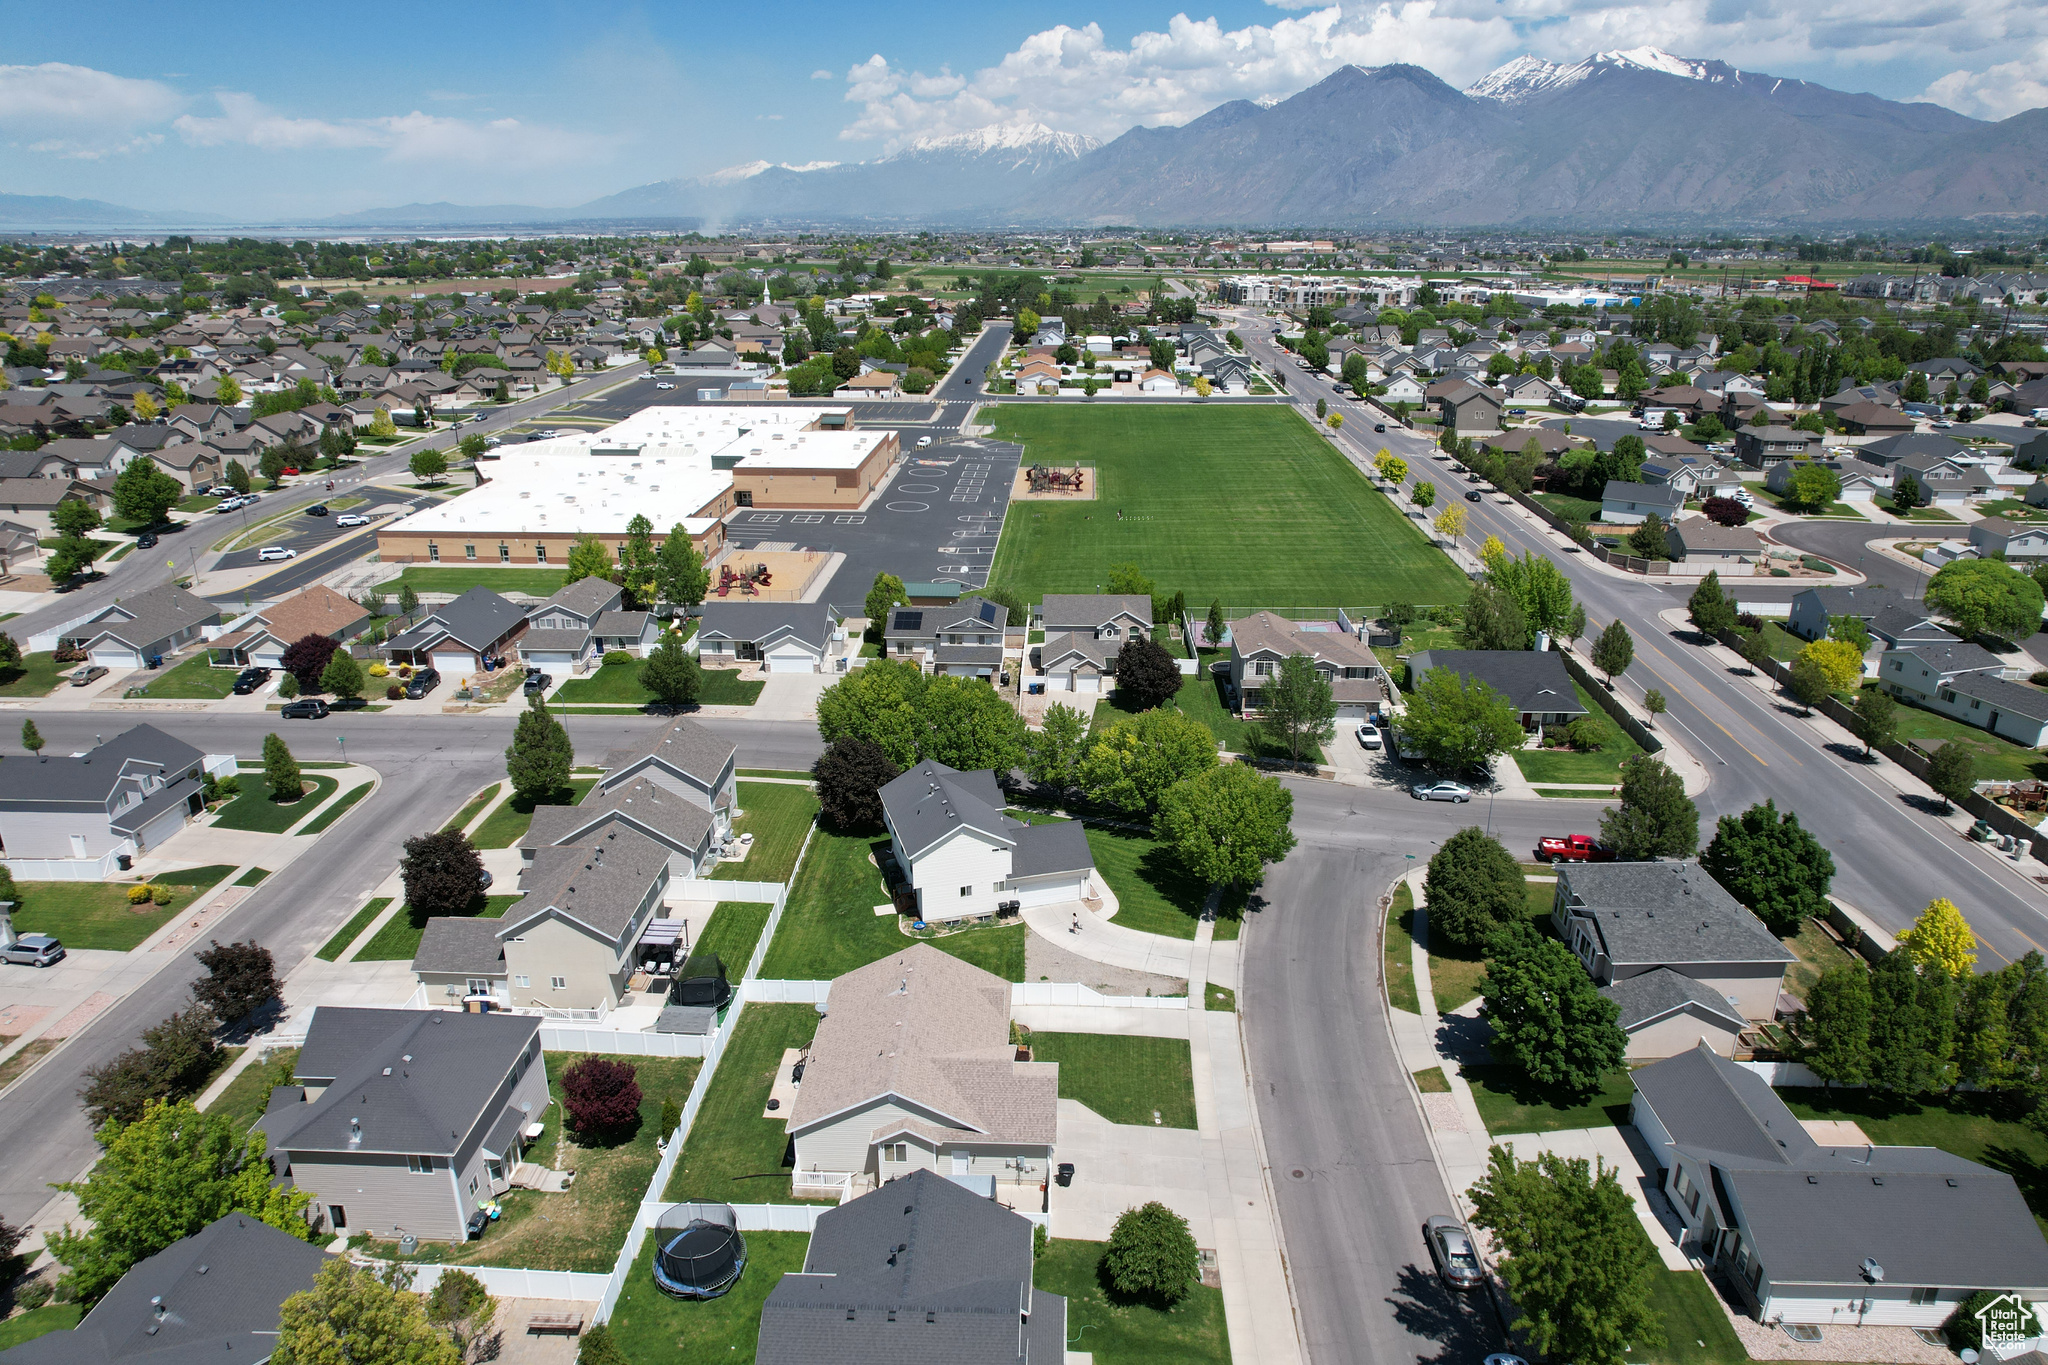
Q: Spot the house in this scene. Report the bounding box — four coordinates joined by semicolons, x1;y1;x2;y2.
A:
1880;640;2048;747
786;945;1059;1198
1631;1042;2048;1327
1035;593;1151;691
1733;426;1822;470
1437;382;1503;434
591;608;661;657
696;601;835;672
1854;432;1967;469
596;715;738;840
262;1007;549;1242
520;775;719;880
67;582;220;670
1969;516;2048;564
1227;610;1387;720
1599;481;1686;526
208;585;370;669
755;1169;1065;1365
1787;586;1955;649
0;724;210;865
517;576;624;670
381;586;528;675
1551;861;1796;1058
1833;401;1915;436
842;370;901;398
1638;456;1717;499
1407;650;1586;731
883;597;1009;679
0;477;102;534
0;1214;328;1365
414;822;672;1011
1664;516;1762;567
1896;455;1996;506
880;761;1095;921
1380;373;1426;403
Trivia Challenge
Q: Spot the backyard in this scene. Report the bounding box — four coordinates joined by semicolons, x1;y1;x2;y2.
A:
13;875;216;951
552;663;764;709
694;901;774;971
1027;1031;1197;1128
604;1229;809;1364
211;774;341;833
204;1047;300;1136
1035;1237;1231;1365
1085;824;1247;942
986;404;1468;610
354;893;524;962
717;783;819;882
1863;682;2048;782
665;1003;821;1205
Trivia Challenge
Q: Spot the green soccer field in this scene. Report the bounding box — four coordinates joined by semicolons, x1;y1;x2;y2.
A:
986;404;1468;612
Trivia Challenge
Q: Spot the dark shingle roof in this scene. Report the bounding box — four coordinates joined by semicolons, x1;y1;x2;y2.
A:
395;586;527;652
880;761;1013;862
411;916;506;975
599;715;736;791
503;824;670;944
1008;821;1093;879
537;575;621;619
1408;650;1585;718
0;723;203;811
1601;967;1747;1033
1558;861;1794;968
1945;672;2048;724
1894;639;2006;675
697;601;832;650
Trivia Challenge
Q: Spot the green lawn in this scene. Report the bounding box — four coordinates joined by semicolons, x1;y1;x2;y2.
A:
695;901;774;972
209;774;340;832
1751;486;1865;519
756;826;1026;980
1975;499;2048;521
371;566;566;595
1206;983;1236;1011
666;1003;822;1204
1386;881;1419;1014
0;652;70;697
1085;825;1246;942
126;653;240;699
1781;917;1861;1001
317;897;390;961
440;783;502;834
1644;1266;1750;1365
354;894;523;962
1756;620;1807;663
469;776;600;849
716;783;819;882
606;1230;808;1365
206;1047;300;1136
1464;1064;1636;1137
297;782;371;836
552;663;764;708
738;768;813;780
1510;683;1644;785
1429;881;1556;1014
986;404;1467;610
1035;1238;1231;1365
0;1305;82;1350
14;878;208;951
1534;492;1602;524
1881;501;1959;521
176;493;220;513
151;863;238;887
1864;683;2048;782
1028;1032;1197;1128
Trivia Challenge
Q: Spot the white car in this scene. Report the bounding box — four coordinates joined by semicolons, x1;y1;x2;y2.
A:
917;436;933;448
214;497;244;513
1355;722;1383;750
256;546;297;562
655;382;674;390
335;513;372;528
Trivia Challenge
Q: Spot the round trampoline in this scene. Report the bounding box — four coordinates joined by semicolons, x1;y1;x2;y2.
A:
651;1203;747;1300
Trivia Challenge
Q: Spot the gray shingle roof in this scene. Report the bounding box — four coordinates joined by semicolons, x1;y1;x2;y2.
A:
1894;639;2006;675
599;715;736;791
1408;649;1585;718
0;723;203;813
1601;967;1747;1033
398;586;528;652
593;609;652;638
1039;594;1151;633
78;583;219;652
518;627;591;652
1557;861;1794;968
757;1169;1064;1365
1008;821;1093;879
525;776;713;860
1944;672;2048;724
538;575;621;619
1600;481;1686;509
880;762;1014;862
411;916;506;975
1038;632;1109;669
269;1007;539;1158
503;824;669;945
697;601;832;650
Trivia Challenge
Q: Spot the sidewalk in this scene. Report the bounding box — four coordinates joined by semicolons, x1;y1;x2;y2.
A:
1019;878;1195;977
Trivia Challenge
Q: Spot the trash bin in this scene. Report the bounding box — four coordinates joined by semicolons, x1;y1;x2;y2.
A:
1055;1163;1075;1188
116;855;132;871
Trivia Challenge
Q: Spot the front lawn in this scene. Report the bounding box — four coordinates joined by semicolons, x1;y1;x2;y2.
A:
1028;1032;1197;1128
206;1047;299;1136
665;1003;821;1204
553;663;764;708
695;901;774;972
1751;487;1865;519
0;1305;82;1351
0;652;71;697
1463;1064;1635;1137
14;878;208;951
716;783;819;882
316;897;390;961
1880;501;1959;521
370;566;566;596
440;783;502;835
126;654;240;700
1085;824;1247;942
1864;682;2048;783
606;1230;808;1365
469;776;600;849
1429;880;1556;1014
1034;1237;1231;1365
354;893;523;962
1510;683;1644;785
1100;652;1323;765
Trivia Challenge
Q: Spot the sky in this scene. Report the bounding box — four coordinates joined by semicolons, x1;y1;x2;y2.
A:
3;0;2044;220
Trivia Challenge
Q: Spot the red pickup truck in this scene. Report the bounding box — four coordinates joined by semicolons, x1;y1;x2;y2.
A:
1537;834;1617;864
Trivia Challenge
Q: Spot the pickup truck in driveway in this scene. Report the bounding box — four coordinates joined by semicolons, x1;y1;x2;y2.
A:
1537;834;1617;864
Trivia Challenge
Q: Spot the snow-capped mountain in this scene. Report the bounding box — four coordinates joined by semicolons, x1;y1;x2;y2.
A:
702;159;842;184
1466;47;1728;102
890;123;1098;164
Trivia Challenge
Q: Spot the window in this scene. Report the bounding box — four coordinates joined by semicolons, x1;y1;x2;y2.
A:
468;1175;478;1194
327;1204;346;1230
884;1142;907;1162
550;976;567;990
428;543;440;562
960;885;973;897
1911;1287;1940;1306
464;544;476;560
1253;660;1274;677
499;544;510;563
408;1155;434;1174
1972;699;1982;710
466;978;492;995
514;974;530;988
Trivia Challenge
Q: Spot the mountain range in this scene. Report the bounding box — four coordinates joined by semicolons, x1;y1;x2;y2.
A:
8;50;2045;231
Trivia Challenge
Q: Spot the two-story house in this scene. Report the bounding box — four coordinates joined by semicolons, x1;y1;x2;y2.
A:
880;761;1095;922
1035;593;1152;693
883;597;1009;680
262;1007;549;1242
1733;426;1823;471
1786;585;1956;653
0;723;213;866
1598;480;1686;526
597;715;738;841
1227;611;1386;720
517;576;624;671
1968;515;2048;564
1879;639;2048;746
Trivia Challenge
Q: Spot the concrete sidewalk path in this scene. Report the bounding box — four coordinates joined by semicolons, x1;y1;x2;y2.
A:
1021;885;1195;978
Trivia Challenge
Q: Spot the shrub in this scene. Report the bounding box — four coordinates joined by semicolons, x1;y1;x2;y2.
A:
368;662;389;678
386;683;404;700
13;1278;52;1311
2032;670;2048;688
659;1097;681;1140
1735;612;1765;633
562;1057;642;1142
1102;1201;1200;1304
150;884;173;906
603;649;633;665
277;674;299;699
1563;716;1609;751
127;883;154;905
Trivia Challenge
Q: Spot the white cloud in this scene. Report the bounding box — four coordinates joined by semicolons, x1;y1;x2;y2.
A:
811;69;834;80
174;93;387;149
1921;39;2048;120
172;93;607;168
0;61;183;156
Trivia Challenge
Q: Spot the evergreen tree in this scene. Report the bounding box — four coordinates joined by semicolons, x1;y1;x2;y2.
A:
1868;951;1934;1093
639;634;702;710
504;693;573;802
20;717;42;757
1205;599;1226;647
262;732;302;803
1925;741;1977;810
1687;571;1737;637
318;649;365;700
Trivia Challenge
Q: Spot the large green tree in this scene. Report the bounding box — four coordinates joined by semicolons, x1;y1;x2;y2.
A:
1260;653;1338;762
408;446;449;483
1399;667;1525;773
817;657;927;768
812;736;900;831
1925;740;1977;810
1457;582;1528;651
1480;921;1628;1096
1687;570;1737;637
1590;620;1634;684
1080;708;1218;814
1155;762;1296;888
1025;703;1090;795
618;514;659;609
639;634;702;710
563;535;616;587
319;649;365;701
271;1258;459;1365
1927;557;2045;639
1101;1202;1201;1306
1423;826;1526;952
655;524;709;611
1699;799;1835;935
111;457;183;527
1868;950;1957;1094
1803;964;1873;1086
1487;551;1576;643
1850;687;1897;758
918;674;1028;773
1115;635;1183;712
1598;755;1698;860
863;571;908;629
504;693;573;801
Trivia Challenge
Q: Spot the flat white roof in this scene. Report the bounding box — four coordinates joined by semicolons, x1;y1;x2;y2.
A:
733;430;891;471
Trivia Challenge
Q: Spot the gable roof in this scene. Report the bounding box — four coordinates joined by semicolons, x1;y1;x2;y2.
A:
1599;481;1686;509
1556;861;1795;968
525;775;714;861
1229;610;1377;670
0;723;203;812
239;585;368;646
1039;593;1151;631
598;715;736;791
1667;516;1762;555
1601;967;1747;1033
535;574;622;620
1407;649;1585;717
880;761;1014;862
76;582;220;651
500;823;670;944
1890;639;2006;676
696;601;833;651
385;585;526;652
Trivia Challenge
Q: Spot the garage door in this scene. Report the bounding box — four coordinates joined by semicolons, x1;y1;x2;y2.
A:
431;650;476;677
133;801;189;853
1336;702;1372;720
1014;874;1089;907
522;650;577;669
766;647;816;674
1073;674;1099;693
91;646;143;671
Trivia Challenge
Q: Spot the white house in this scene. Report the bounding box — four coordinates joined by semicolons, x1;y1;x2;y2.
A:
695;601;835;672
1598;481;1686;526
1878;640;2048;747
879;760;1094;922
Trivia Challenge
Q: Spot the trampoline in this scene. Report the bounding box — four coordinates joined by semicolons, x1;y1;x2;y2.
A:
671;953;732;1010
651;1202;746;1299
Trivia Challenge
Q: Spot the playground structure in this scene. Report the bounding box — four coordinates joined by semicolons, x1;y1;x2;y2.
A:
1028;464;1086;493
699;547;837;602
1010;461;1097;502
715;561;774;597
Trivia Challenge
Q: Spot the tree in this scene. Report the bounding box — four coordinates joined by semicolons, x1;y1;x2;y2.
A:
617;514;659;608
1487;552;1576;642
1261;653;1338;762
1926;740;1977;810
1204;599;1226;647
77;1006;222;1128
1927;557;2044;639
423;1269;497;1364
225;459;252;494
1850;687;1897;758
280;632;340;692
563;535;615;586
1701;496;1747;527
1466;1144;1663;1365
1867;949;1954;1094
1589;619;1634;685
1080;709;1218;814
1687;571;1737;637
1644;690;1667;724
214;375;242;405
562;1057;642;1142
1106;562;1154;599
18;715;40;760
1481;922;1629;1095
1425;827;1526;952
1785;462;1842;512
1155;762;1296;888
399;829;484;921
192;939;280;1026
812;736;900;831
1432;503;1466;541
1786;655;1831;714
1457;582;1529;651
1828;612;1872;653
817;657;927;768
1625;512;1670;560
504;693;572;802
51;498;101;537
263;731;302;802
864;571;907;630
1025;704;1089;796
1802;965;1874;1086
1893;470;1925;509
639;634;702;710
1102;1202;1201;1305
397;582;420;616
1115;635;1183;712
1700;800;1836;935
50;1098;317;1306
1899;896;1978;979
1412;480;1436;508
44;529;104;583
1599;756;1698;859
111;456;183;528
271;1258;459;1365
321;648;365;700
1399;667;1525;773
655;524;709;611
1799;638;1865;696
406;444;449;485
575;1324;633;1365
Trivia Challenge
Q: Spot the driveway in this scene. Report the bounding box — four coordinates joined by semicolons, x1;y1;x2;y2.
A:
1488;1123;1692;1271
1049;1097;1213;1243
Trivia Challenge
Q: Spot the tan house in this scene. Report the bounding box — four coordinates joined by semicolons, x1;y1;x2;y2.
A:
522;775;720;879
787;945;1057;1201
597;715;738;842
840;369;901;398
209;585;371;669
1227;610;1386;720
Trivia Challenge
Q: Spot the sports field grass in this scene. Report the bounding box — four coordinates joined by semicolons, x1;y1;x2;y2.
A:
986;405;1468;611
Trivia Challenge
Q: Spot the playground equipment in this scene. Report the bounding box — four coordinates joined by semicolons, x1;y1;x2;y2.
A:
1026;464;1087;493
714;562;774;597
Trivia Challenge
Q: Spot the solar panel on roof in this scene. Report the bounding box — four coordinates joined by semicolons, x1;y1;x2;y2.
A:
978;601;998;624
894;610;922;630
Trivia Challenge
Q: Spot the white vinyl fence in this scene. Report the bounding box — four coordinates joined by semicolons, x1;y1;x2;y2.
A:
540;1026;711;1058
400;1264;611;1302
741;979;832;1004
2;851;126;881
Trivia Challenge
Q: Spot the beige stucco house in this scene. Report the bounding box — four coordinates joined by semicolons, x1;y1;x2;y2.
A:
597;715;738;842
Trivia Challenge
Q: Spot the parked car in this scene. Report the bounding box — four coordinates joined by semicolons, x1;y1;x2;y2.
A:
1507;407;1527;417
281;466;301;476
1355;722;1383;750
305;504;329;517
654;382;674;391
136;532;158;549
1424;1215;1485;1291
256;546;297;562
214;497;244;513
68;665;108;687
1373;423;1386;432
231;667;272;695
1411;780;1473;803
478;870;494;891
280;697;329;719
0;934;65;968
335;513;371;528
917;436;933;448
404;668;441;699
1537;834;1617;864
523;671;552;695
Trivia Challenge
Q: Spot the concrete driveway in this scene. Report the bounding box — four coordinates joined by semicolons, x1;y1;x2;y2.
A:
1049;1097;1213;1245
1490;1123;1692;1270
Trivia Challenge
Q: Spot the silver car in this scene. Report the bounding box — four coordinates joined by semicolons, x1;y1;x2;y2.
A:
1411;780;1473;803
1;934;65;967
1424;1214;1484;1291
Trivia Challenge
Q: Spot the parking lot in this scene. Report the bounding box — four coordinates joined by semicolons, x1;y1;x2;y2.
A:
210;489;438;571
723;435;1024;611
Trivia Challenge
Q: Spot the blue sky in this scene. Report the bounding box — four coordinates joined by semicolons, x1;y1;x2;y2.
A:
3;0;2042;219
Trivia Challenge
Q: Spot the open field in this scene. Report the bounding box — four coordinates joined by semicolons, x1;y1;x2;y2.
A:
987;405;1468;610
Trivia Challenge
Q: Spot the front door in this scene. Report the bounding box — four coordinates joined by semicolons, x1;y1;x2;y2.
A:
952;1150;969;1175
